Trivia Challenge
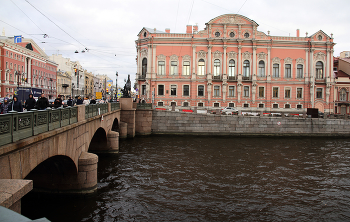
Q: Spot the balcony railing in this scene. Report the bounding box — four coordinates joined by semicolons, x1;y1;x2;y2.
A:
228;76;237;81
242;76;251;81
138;74;146;80
212;75;222;81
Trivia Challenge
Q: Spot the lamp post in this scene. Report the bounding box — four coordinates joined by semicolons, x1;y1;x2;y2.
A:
49;78;53;99
116;71;118;99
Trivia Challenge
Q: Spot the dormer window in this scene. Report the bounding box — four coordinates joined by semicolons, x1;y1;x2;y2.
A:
229;32;235;38
143;32;147;38
244;32;250;38
318;35;322;40
215;32;220;37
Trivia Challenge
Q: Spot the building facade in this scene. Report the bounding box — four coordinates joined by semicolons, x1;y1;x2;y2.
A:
57;70;72;99
0;36;57;99
334;58;350;114
84;70;94;98
135;14;335;113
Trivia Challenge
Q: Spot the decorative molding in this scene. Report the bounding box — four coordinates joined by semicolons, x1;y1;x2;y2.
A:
227;51;237;59
296;58;305;64
170;54;179;61
314;51;326;62
243;51;251;60
284;57;293;64
216;15;245;24
272;57;281;64
197;50;206;59
182;55;191;61
140;49;148;58
213;50;222;59
157;54;166;61
257;52;266;60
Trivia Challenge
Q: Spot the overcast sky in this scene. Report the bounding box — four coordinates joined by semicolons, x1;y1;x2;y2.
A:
1;0;349;88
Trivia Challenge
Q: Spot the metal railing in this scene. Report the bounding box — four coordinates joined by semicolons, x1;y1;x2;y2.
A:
137;103;153;110
0;103;120;147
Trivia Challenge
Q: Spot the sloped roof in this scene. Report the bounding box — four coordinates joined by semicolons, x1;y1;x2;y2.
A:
309;30;331;39
335;70;350;78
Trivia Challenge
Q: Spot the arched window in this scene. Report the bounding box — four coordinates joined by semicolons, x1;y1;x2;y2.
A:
142;58;147;76
340;88;347;101
228;60;235;78
198;59;205;75
273;64;279;78
316;61;323;79
297;64;303;78
243;60;250;78
258;61;265;77
213;59;220;76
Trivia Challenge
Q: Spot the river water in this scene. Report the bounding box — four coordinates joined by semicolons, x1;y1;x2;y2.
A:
22;136;350;221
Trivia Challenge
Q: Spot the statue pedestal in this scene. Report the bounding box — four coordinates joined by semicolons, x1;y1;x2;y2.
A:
119;98;134;110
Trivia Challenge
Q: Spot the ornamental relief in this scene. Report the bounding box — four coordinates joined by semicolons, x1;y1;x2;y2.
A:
296;58;305;64
227;51;237;59
37;114;47;125
284;57;293;64
140;49;148;58
314;52;326;62
197;50;206;59
182;55;191;61
216;15;245;24
257;52;266;60
170;54;179;61
157;54;166;61
18;117;31;130
272;57;281;63
243;51;251;60
213;50;222;59
0;120;10;134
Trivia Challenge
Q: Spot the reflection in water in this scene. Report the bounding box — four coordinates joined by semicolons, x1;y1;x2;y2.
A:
22;136;350;221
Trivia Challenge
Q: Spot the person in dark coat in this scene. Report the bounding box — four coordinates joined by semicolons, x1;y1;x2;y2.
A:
67;97;74;106
76;96;83;105
90;97;96;104
10;96;23;112
0;97;10;114
54;96;62;108
25;94;36;111
36;93;49;110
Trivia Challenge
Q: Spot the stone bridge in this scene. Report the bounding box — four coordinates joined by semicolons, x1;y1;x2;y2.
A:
0;98;152;213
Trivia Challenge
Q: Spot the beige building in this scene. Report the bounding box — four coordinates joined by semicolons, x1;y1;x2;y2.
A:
56;70;72;99
84;70;94;98
95;74;112;99
339;51;350;59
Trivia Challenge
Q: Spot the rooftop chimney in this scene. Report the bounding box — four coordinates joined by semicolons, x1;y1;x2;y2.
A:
165;28;170;33
296;29;300;37
193;24;198;34
186;25;192;34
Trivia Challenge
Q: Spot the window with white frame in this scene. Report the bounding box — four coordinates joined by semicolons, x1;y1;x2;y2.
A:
142;85;146;95
340;88;347;101
183;102;189;107
229;103;234;107
214;85;220;97
297;88;303;98
259;103;264;108
316;88;323;98
158;101;164;106
198;59;205;75
213;59;220;76
183;85;189;96
243;60;250;77
297;64;303;78
229;86;235;97
170;61;178;75
297;104;302;109
214;103;220;107
273;87;279;98
259;87;264;98
285;64;291;78
316;61;323;79
228;60;235;78
243;86;249;97
158;61;165;75
273;103;279;108
258;61;265;77
198;85;204;96
285;104;291;108
198;102;203;107
285;88;291;98
273;64;279;77
142;58;147;76
158;85;164;96
183;61;190;75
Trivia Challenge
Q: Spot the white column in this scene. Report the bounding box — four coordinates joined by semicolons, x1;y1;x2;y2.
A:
267;47;271;77
223;46;227;75
207;45;212;75
147;44;152;77
152;46;156;77
238;45;242;74
253;46;257;79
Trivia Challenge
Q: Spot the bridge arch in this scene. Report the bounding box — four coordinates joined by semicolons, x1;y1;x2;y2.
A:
88;127;108;152
111;118;119;132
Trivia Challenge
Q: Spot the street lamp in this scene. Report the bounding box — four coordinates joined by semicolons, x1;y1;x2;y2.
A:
49;78;53;99
116;71;118;99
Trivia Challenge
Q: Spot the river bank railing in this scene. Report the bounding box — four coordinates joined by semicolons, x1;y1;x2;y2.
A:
0;103;120;147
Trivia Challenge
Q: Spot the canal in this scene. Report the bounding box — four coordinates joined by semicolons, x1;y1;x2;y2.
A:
22;135;350;221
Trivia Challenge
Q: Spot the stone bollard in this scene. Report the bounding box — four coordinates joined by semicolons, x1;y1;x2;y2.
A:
260;110;263;117
303;111;307;118
119;122;128;139
106;131;119;153
282;112;285;118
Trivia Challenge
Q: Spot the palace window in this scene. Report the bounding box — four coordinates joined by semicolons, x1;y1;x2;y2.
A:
214;86;220;97
198;102;203;107
259;103;264;108
229;86;235;97
214;103;220;107
273;104;279;108
285;104;291;108
243;60;250;77
171;85;177;95
183;85;189;96
316;61;323;79
183;102;189;107
228;60;235;77
316;88;323;98
243;86;249;97
229;32;235;38
297;88;303;98
198;85;204;96
273;87;279;98
171;102;176;106
285;64;291;78
158;102;164;106
213;59;220;76
340;88;347;101
285;88;291;98
142;58;147;76
142;85;146;95
258;61;265;77
297;64;303;78
170;61;178;75
198;59;205;75
297;104;302;109
259;87;264;98
229;103;235;107
183;61;190;75
158;85;164;96
244;33;249;38
158;61;165;75
273;64;279;78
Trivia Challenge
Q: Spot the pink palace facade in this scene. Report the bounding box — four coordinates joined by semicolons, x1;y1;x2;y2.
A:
135;14;335;113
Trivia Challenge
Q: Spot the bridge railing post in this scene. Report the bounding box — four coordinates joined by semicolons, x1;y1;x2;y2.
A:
60;107;70;127
69;106;78;124
10;111;34;143
0;113;14;146
33;109;49;135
